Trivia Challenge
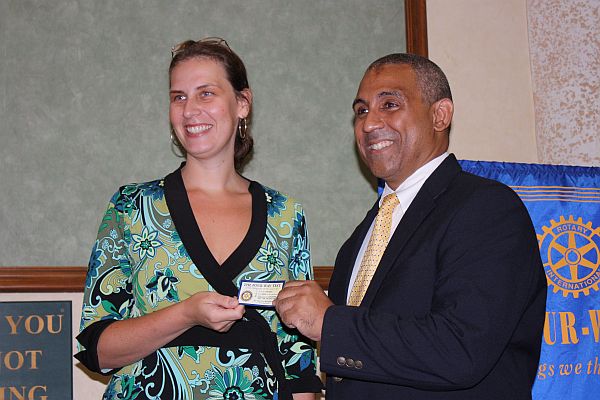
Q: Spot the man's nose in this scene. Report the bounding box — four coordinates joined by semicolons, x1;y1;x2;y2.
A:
363;110;384;132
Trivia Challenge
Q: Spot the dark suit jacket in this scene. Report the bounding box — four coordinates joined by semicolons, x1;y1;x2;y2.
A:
321;154;547;399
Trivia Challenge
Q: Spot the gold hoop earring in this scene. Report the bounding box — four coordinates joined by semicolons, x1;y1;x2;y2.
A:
238;118;247;140
170;132;185;158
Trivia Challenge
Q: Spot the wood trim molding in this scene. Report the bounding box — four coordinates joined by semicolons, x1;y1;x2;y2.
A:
0;266;88;293
0;266;334;293
405;0;428;57
314;266;334;291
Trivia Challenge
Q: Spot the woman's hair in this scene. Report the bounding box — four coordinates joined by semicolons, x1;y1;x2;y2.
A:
169;38;253;171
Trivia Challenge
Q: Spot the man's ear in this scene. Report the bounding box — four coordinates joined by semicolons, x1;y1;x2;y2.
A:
432;98;453;133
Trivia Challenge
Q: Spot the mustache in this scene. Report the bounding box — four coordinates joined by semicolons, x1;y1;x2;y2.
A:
361;131;396;144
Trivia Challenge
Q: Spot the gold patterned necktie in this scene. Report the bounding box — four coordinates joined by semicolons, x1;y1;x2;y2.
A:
348;193;400;306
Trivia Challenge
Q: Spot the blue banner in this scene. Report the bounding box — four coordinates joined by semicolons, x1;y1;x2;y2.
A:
459;160;600;400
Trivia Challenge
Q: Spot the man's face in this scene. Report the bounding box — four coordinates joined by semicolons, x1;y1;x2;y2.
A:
353;64;449;189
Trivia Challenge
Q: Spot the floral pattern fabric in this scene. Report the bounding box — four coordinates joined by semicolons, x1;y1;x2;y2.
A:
79;176;318;399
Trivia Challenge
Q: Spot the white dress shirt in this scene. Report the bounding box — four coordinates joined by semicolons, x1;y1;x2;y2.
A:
347;152;449;302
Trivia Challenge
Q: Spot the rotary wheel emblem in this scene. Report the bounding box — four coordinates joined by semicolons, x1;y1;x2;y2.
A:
537;215;600;297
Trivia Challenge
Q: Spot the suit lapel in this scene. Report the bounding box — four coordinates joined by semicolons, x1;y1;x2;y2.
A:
359;154;462;306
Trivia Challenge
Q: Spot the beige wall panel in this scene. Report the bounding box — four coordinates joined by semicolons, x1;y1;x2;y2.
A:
427;0;538;163
527;0;600;166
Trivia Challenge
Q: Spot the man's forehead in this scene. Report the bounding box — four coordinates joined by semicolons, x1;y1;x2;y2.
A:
358;64;415;92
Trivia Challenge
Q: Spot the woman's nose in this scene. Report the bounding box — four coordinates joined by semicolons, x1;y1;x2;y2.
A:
183;97;201;118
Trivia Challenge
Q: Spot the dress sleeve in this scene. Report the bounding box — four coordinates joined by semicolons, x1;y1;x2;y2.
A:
279;205;324;393
75;188;134;374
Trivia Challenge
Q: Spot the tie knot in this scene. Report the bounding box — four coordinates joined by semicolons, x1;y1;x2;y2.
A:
380;193;400;213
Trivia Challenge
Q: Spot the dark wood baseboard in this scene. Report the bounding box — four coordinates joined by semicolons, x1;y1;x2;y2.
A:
0;266;87;292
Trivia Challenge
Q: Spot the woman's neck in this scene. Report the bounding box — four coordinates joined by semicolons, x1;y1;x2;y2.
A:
180;157;248;194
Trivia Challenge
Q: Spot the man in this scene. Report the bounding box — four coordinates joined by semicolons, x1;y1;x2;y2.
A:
274;53;547;399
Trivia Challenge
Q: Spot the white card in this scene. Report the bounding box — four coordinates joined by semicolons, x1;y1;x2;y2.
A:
238;280;285;307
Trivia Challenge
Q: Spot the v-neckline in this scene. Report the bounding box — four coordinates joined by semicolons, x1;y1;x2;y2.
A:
163;166;267;285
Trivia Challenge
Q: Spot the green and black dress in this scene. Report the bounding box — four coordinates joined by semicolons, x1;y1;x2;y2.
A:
76;166;322;400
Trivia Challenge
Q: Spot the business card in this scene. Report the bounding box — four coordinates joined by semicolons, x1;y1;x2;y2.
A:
238;280;285;307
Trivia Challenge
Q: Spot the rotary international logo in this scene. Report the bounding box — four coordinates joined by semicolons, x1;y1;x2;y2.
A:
537;215;600;298
241;290;253;302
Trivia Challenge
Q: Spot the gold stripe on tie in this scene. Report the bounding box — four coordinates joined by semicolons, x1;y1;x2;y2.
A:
348;193;400;306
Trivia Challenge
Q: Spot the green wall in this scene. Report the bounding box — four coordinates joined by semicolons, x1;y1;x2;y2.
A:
0;0;405;266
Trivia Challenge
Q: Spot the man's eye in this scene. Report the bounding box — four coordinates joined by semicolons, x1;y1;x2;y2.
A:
382;102;398;109
354;107;368;116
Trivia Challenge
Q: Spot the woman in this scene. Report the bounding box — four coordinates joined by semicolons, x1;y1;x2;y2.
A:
76;38;322;400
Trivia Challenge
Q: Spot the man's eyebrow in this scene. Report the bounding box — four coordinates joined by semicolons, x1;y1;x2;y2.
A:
352;90;406;108
378;90;405;99
352;98;366;108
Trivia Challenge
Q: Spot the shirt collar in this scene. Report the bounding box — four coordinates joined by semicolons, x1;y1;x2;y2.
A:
380;152;449;213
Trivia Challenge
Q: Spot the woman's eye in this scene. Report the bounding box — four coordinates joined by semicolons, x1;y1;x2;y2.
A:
200;91;214;97
171;94;186;102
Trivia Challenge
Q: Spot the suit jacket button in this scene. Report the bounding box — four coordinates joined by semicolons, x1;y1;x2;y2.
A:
345;358;355;368
355;360;363;369
333;376;343;382
336;356;346;366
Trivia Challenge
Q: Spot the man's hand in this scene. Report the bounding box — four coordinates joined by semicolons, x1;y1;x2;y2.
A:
273;280;333;341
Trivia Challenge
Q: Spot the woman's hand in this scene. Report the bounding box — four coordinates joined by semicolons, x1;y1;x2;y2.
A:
97;291;245;369
183;291;245;332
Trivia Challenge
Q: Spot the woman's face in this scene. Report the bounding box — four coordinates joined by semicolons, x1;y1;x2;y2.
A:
169;57;250;164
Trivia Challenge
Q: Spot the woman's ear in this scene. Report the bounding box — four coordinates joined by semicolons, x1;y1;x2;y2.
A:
432;98;453;133
238;88;253;118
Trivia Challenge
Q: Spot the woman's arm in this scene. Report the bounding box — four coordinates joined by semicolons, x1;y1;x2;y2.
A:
79;188;245;370
97;291;244;369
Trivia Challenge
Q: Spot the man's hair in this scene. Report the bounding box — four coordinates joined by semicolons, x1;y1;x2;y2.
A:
368;53;452;105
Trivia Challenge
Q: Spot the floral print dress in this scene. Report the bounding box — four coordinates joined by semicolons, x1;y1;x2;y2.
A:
77;167;321;400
